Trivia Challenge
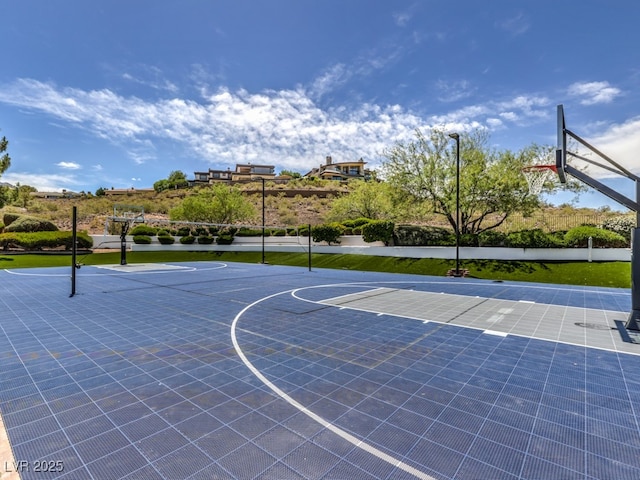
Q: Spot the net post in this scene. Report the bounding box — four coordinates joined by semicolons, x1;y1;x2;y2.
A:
308;224;312;272
70;206;77;297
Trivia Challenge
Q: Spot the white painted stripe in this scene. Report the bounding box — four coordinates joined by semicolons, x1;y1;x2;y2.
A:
231;288;437;480
484;330;508;337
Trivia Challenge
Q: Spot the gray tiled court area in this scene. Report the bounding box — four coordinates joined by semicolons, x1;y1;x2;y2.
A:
1;261;640;479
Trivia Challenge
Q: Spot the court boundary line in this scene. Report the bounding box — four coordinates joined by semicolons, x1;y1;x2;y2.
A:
231;286;437;480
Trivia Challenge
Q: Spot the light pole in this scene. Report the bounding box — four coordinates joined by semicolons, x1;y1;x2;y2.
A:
448;133;462;277
260;177;266;264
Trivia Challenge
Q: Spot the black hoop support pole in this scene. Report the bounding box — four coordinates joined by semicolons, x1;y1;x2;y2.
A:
70;206;77;297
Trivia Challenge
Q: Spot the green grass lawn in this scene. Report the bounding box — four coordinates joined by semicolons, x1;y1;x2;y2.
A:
0;250;631;288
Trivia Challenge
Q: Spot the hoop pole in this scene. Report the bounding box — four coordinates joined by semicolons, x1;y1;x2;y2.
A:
70;206;77;297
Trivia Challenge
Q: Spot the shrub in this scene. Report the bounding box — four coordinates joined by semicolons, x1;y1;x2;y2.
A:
505;229;565;248
197;235;214;244
601;215;635;242
156;229;170;236
133;235;152;244
216;234;234;245
392;225;454;246
129;224;157;236
478;230;507;247
4;216;58;233
297;225;310;237
208;226;219;235
362;220;394;245
311;224;343;245
459;233;479;247
157;235;175;245
176;227;192;236
270;229;286;237
565;226;627;248
180;235;195;244
236;227;264;237
0;231;92;250
342;218;372;228
2;213;21;226
194;226;208;236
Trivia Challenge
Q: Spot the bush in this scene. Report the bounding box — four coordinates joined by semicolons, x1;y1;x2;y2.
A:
180;235;195;244
393;225;454;246
208;226;219;235
197;235;214;244
459;233;479;247
342;218;372;228
194;226;208;236
601;215;635;242
176;227;192;236
270;229;286;237
362;220;394;245
133;235;152;244
565;226;627;248
157;235;175;245
156;229;170;236
236;227;264;237
129;224;157;236
216;234;234;245
0;231;92;250
311;224;343;245
4;215;58;233
478;230;507;247
3;213;21;226
505;229;566;248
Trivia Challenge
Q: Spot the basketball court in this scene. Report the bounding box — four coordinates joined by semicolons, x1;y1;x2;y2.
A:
1;261;640;479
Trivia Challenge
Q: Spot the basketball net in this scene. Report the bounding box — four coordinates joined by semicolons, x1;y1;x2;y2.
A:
522;165;557;195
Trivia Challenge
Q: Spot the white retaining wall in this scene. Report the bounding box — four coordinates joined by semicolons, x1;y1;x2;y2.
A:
90;235;631;262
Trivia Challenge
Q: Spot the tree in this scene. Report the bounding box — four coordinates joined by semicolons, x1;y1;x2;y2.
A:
327;181;397;222
16;184;36;208
154;170;188;192
0;135;11;208
279;169;302;179
382;128;558;234
169;184;255;225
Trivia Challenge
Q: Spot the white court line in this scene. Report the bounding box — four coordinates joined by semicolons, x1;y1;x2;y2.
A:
3;263;227;276
230;285;437;480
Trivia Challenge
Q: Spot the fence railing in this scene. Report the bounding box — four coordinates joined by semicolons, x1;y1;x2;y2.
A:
420;213;634;233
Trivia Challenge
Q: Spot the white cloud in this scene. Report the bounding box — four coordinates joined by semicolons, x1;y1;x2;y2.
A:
393;12;411;27
56;161;81;170
0;78;584;178
436;79;476;102
3;172;81;192
498;13;530;36
568;81;622;105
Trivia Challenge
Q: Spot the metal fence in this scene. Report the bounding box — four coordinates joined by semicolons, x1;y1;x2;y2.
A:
422;213;634;233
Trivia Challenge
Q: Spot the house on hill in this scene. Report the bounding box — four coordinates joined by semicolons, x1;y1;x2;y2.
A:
190;164;276;186
304;156;370;181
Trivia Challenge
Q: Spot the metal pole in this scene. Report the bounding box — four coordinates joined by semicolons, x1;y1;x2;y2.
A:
448;133;462;277
261;177;265;264
455;136;461;277
308;223;311;271
70;206;77;297
626;180;640;329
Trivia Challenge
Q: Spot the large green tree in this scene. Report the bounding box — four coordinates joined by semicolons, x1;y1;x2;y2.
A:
153;170;189;192
327;181;397;221
382;128;557;234
169;184;255;225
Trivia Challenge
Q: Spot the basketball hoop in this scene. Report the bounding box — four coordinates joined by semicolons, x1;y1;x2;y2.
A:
522;165;557;195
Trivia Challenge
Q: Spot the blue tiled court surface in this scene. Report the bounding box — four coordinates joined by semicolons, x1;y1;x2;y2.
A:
1;261;639;479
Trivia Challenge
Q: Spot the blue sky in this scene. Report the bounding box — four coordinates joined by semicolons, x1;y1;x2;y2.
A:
1;1;639;209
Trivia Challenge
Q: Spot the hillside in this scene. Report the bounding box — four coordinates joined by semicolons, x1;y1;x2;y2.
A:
2;183;630;235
